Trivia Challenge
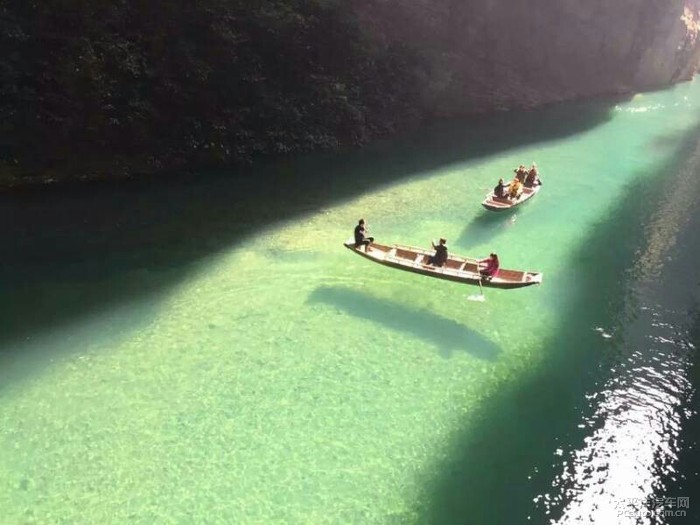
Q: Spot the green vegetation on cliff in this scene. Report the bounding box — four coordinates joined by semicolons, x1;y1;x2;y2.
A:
0;1;425;184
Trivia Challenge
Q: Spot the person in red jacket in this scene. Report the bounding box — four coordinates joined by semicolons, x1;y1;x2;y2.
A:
479;253;500;278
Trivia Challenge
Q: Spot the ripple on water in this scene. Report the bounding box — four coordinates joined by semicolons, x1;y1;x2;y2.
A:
537;303;695;524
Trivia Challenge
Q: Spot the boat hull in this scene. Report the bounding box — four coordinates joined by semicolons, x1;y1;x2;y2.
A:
482;184;541;211
343;242;542;289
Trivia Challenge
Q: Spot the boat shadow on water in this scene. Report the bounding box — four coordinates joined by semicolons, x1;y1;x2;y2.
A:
307;285;501;361
455;211;518;250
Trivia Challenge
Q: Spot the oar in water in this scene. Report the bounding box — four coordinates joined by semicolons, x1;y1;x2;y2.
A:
467;262;486;302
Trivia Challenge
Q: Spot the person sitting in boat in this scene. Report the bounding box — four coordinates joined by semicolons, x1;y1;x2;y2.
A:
524;163;541;187
479;253;500;279
509;177;523;199
494;178;507;198
429;238;448;267
354;219;374;251
513;165;527;183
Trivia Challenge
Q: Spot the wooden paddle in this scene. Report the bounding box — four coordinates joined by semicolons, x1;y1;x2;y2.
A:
467;260;486;302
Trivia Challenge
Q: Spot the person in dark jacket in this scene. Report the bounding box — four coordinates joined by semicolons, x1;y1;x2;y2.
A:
354;219;374;251
429;238;448;267
524;165;542;187
494;178;507;198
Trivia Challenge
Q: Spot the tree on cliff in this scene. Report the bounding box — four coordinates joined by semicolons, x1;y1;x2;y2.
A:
0;0;424;183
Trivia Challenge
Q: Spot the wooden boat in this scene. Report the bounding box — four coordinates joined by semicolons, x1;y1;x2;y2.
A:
482;183;541;211
343;241;543;289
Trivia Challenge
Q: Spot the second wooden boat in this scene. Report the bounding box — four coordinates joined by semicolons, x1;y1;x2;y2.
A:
481;183;541;211
343;241;543;289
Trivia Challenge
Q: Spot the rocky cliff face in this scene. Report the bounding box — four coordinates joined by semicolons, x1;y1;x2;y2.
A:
352;0;700;115
4;1;700;184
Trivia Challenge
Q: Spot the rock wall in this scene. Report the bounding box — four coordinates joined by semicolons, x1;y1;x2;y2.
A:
5;0;700;184
352;0;700;115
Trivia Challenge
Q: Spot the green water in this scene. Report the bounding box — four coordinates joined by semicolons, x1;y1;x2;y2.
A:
2;83;700;524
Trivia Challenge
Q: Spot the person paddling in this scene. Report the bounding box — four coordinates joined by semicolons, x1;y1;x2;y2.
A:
479;253;500;279
524;164;542;187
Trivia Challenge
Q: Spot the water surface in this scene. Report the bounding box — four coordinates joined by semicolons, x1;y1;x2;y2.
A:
1;84;700;524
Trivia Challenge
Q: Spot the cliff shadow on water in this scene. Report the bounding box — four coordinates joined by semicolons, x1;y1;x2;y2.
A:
414;123;700;524
0;96;621;384
668;305;700;524
665;202;700;525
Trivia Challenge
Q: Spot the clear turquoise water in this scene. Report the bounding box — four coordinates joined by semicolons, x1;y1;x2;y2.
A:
1;83;700;524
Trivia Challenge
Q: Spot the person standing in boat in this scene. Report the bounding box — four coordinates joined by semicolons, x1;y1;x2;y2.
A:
354;218;374;251
494;178;507;198
429;238;448;267
479;253;500;278
514;165;528;183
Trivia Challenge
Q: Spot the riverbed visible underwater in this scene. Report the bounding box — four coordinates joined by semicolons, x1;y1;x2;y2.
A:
1;81;700;524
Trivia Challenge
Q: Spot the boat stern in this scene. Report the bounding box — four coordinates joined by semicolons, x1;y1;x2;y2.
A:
525;272;544;285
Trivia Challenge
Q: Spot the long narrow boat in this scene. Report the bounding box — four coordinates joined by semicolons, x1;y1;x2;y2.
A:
343;241;543;289
481;183;541;211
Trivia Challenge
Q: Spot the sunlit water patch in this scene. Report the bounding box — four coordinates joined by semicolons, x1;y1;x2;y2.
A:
537;302;695;524
2;82;700;523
